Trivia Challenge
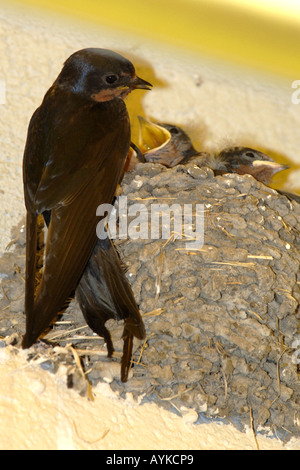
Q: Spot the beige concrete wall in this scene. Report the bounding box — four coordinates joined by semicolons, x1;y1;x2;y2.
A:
1;4;300;450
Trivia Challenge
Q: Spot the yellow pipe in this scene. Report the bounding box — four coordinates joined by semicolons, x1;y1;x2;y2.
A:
4;0;300;80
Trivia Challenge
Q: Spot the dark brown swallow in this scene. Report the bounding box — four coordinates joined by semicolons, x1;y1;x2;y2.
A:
22;48;151;380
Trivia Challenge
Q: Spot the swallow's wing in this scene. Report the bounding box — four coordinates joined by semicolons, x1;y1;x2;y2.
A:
37;97;126;211
22;92;131;348
23;104;50;328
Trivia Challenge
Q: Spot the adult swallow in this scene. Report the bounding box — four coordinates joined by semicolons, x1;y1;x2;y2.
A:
22;48;151;377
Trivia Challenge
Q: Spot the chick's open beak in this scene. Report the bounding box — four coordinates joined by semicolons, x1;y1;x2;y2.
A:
137;116;170;153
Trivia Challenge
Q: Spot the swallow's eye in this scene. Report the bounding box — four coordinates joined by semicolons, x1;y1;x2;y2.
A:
245;151;255;159
169;127;179;135
104;74;119;85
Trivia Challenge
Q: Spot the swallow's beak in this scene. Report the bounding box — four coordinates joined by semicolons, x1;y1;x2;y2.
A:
137;116;170;153
131;76;152;90
251;160;290;184
114;76;151;100
115;76;151;100
252;160;290;175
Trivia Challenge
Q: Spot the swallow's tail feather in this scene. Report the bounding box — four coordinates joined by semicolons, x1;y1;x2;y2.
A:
22;211;38;348
76;235;145;381
121;329;134;382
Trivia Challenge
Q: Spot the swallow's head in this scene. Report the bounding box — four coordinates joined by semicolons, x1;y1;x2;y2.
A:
55;48;152;102
218;146;289;185
137;117;198;167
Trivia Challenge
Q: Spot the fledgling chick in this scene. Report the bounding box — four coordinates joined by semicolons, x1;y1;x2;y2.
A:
206;146;289;185
137;117;199;167
136;118;290;186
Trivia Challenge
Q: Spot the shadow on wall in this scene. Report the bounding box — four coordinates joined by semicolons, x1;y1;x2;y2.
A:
122;51;167;143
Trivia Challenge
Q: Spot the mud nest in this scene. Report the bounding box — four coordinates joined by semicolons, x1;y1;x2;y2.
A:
1;159;300;442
